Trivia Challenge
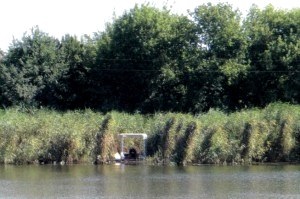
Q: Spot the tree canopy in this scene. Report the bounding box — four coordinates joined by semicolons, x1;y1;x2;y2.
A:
0;3;299;112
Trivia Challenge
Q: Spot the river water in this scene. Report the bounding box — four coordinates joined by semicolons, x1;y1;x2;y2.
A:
0;164;299;198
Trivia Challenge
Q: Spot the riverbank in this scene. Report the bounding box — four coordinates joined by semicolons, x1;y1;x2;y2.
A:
0;102;299;165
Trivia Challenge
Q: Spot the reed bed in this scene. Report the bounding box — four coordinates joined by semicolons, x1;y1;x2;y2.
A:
0;103;299;165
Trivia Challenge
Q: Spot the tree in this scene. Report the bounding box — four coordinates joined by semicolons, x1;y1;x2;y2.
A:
54;34;97;109
1;4;298;112
0;27;63;107
90;4;197;112
0;49;4;61
187;3;248;112
142;9;199;112
244;5;300;106
0;49;6;105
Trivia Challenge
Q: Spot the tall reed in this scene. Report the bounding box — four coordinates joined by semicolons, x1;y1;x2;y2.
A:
0;102;299;165
174;121;199;165
95;114;117;164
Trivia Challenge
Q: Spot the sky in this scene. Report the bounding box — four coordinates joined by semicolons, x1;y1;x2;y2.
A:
0;0;299;52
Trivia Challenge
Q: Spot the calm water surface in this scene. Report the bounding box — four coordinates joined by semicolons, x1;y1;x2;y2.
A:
0;164;300;198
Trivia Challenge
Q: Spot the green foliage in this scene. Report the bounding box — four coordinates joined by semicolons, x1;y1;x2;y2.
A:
0;103;299;165
178;2;249;112
243;5;300;106
0;4;299;114
193;3;245;59
0;6;298;168
0;27;63;107
89;4;197;112
55;35;96;109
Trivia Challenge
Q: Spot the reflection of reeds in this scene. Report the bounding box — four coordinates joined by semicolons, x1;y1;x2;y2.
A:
0;103;299;165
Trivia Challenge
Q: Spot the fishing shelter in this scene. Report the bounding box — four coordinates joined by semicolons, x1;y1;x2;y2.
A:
118;133;147;159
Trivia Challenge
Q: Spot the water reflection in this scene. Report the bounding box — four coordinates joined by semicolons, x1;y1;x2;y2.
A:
0;164;300;198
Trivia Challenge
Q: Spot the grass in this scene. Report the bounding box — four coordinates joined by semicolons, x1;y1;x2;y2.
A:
0;102;299;165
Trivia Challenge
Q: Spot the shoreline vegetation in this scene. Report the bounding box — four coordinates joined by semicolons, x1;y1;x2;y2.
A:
0;102;299;165
0;3;299;167
0;4;299;166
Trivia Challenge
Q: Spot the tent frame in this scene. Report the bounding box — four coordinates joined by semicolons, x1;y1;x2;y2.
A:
118;133;147;159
